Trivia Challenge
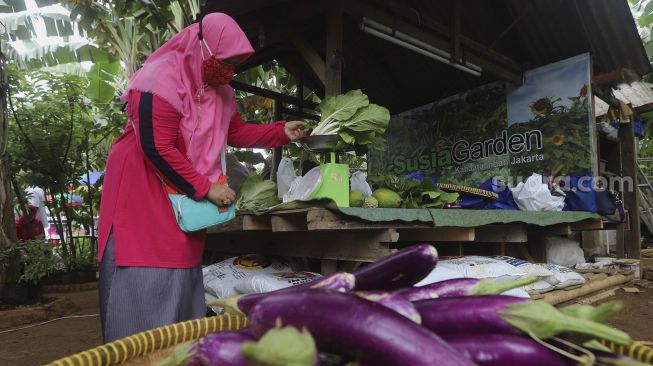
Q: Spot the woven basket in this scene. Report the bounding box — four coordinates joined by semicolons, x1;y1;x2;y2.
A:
599;339;653;363
47;315;248;366
437;183;499;200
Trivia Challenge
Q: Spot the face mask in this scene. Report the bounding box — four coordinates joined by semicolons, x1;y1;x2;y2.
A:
201;39;235;87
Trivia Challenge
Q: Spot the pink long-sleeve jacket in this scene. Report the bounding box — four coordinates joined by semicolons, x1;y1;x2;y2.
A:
98;90;288;268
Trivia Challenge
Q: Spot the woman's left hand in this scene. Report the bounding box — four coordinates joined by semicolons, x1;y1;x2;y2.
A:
284;121;308;141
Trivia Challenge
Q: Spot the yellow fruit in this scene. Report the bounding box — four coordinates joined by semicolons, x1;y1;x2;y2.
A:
350;190;365;207
372;188;402;208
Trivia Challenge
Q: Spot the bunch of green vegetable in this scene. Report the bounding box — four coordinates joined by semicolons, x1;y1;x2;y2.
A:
310;89;390;150
369;174;459;209
235;175;280;212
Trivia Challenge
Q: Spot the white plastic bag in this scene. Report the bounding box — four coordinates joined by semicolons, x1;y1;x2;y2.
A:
350;171;372;197
545;236;586;268
540;263;586;289
235;271;322;294
511;173;565;211
277;157;298;199
202;255;291;299
283;166;322;203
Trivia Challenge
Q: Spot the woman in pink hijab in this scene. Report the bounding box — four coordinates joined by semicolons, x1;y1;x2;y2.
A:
97;13;306;342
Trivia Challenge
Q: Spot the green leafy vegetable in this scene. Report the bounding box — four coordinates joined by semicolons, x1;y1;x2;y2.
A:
241;325;318;366
500;301;631;345
560;301;624;324
310;89;390;150
235;175;280;212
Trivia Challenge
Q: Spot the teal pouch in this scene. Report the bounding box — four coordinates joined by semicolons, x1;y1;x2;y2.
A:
168;193;236;233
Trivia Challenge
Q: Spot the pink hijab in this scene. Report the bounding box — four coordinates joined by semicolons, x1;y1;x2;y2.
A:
123;13;254;182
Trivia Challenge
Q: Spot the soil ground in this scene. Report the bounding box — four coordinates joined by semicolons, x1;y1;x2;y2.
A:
0;286;651;366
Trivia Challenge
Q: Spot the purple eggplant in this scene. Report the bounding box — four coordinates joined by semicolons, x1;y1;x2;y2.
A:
443;334;566;366
212;271;355;315
247;290;475;366
186;331;253;366
417;296;631;345
416;295;527;335
355;291;421;323
396;276;538;302
353;244;438;290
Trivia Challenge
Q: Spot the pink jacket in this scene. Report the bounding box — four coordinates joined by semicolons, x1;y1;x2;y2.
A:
98;91;288;268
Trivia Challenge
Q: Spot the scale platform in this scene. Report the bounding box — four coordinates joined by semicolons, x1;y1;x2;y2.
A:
299;135;353;153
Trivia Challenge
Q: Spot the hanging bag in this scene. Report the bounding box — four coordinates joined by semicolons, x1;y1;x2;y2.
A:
130;118;236;232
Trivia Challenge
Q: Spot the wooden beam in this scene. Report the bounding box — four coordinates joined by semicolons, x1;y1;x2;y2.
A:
206;215;271;234
271;214;308;232
397;227;475;242
291;35;326;86
325;0;343;96
206;229;397;262
570;219;604;231
230;80;318;109
475;225;528;243
620;119;641;259
451;0;462;63
592;69;626;86
306;208;432;230
343;0;523;85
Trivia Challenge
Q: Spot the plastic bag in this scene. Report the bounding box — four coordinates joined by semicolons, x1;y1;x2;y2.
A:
511;173;565;211
350;171;372;197
277;157;298;199
283;166;322;203
235;271;321;294
545;236;586;268
202;255;291;299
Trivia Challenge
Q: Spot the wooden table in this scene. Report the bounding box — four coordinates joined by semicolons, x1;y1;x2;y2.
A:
205;208;605;273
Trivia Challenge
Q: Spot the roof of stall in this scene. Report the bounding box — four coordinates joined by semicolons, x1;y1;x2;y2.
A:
203;0;650;114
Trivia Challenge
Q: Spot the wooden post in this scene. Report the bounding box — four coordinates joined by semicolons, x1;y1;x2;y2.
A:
325;0;343;96
620;120;641;259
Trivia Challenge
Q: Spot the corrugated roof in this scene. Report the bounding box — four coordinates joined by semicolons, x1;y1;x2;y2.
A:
204;0;650;114
595;81;653;116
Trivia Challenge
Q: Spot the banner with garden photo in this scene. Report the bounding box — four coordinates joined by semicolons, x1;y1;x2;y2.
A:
370;53;596;190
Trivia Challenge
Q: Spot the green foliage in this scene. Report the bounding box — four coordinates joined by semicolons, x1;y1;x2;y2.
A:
66;0;202;78
0;240;59;284
235;174;280;212
369;174;459;209
7;65;118;270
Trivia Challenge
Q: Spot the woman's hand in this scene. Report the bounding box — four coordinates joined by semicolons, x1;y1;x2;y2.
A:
284;121;308;141
206;182;236;206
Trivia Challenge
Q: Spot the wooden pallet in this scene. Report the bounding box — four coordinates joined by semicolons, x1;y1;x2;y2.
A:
204;208;604;270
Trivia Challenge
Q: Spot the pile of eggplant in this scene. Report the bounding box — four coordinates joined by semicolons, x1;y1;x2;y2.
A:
165;245;646;366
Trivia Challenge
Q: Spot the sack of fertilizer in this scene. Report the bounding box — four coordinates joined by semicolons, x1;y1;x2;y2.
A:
540;263;586;289
202;254;291;299
492;256;553;278
435;256;530;281
235;271;322;294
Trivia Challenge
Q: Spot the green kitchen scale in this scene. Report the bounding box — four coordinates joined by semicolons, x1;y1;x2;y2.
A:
295;135;351;207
